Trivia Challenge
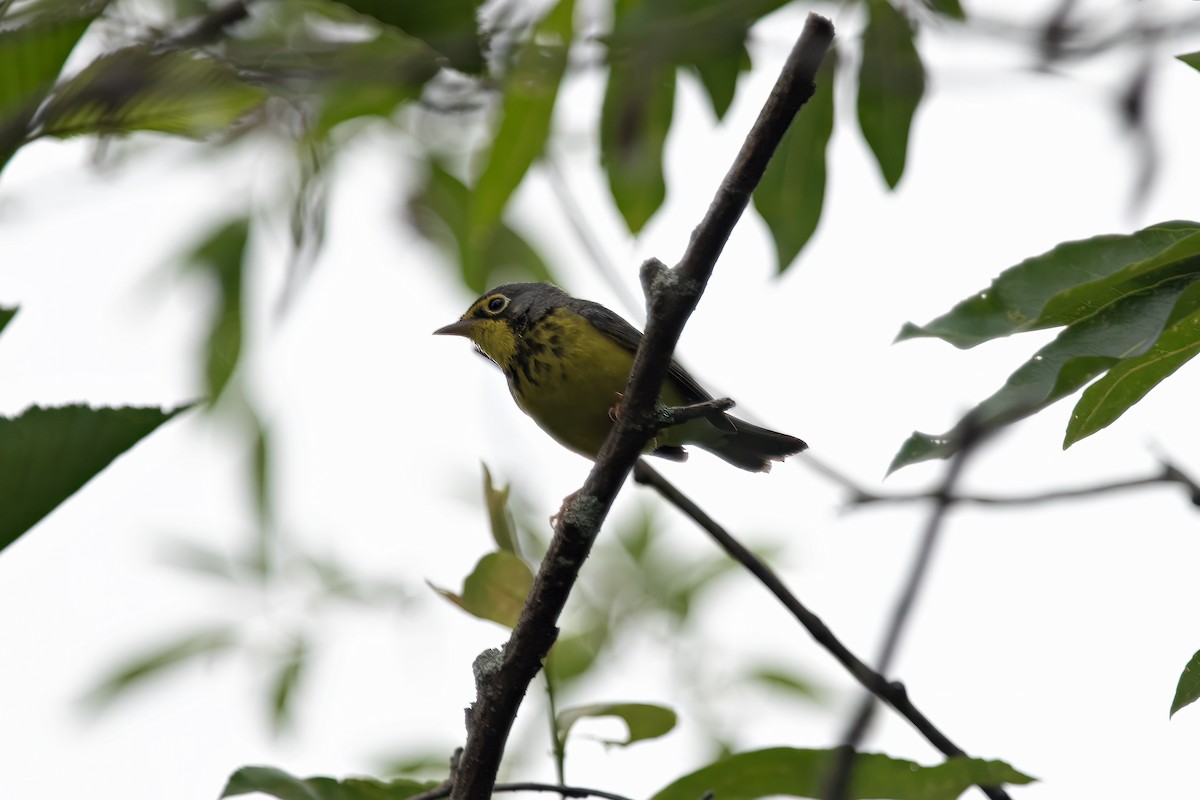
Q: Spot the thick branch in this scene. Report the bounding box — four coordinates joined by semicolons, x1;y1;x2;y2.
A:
632;460;1013;800
448;14;836;800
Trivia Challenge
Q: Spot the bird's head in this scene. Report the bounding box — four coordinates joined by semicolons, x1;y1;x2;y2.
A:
433;282;566;369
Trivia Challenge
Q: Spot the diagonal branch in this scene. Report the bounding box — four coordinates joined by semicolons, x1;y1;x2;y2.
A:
448;14;836;800
632;459;1013;800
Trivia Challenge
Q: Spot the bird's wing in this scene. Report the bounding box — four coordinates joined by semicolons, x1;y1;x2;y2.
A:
572;299;714;403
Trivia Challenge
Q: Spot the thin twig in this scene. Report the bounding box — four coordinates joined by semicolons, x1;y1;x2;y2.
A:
828;460;1200;509
447;15;836;800
163;0;253;48
655;397;735;428
826;420;986;800
631;460;1013;800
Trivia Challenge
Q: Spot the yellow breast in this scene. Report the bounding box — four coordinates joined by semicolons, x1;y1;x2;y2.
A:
506;309;643;458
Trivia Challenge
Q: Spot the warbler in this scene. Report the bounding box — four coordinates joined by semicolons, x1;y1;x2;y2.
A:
434;282;806;472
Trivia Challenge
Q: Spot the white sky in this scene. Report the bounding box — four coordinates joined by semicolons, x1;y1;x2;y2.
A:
2;2;1200;799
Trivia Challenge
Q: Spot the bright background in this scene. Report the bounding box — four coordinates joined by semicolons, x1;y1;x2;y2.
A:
2;1;1200;798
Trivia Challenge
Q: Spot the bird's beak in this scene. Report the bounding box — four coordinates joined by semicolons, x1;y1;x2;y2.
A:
433;318;480;338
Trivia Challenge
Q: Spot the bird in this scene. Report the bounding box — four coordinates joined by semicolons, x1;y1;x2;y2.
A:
433;282;806;472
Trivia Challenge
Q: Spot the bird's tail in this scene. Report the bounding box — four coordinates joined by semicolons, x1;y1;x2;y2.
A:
691;414;807;472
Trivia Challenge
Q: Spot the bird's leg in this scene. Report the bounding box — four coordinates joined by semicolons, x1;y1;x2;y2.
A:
607;391;624;422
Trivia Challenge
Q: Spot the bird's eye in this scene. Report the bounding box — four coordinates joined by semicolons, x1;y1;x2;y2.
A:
484;295;509;314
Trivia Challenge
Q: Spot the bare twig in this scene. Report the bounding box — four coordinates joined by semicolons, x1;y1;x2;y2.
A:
163;0;253;48
655;397;735;428
827;420;988;800
829;460;1200;509
632;459;1013;800
447;15;836;800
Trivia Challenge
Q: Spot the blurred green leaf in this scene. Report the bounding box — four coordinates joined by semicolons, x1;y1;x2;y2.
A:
753;51;836;272
223;766;438;800
36;46;266;139
891;274;1200;471
601;6;676;235
557;701;677;747
1170;649;1200;717
252;413;271;524
409;160;553;292
269;638;307;733
650;748;1034;800
481;464;517;555
1177;52;1200;73
746;665;823;702
186;216;250;403
331;0;483;74
546;626;607;685
470;0;573;237
432;551;533;628
692;41;750;120
1066;281;1200;446
857;0;924;188
0;306;16;337
898;222;1200;349
0;0;108;173
0;404;189;554
88;626;237;705
924;0;966;20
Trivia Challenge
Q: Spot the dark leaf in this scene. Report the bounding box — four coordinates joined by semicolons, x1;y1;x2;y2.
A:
87;626;237;705
186;217;250;402
557;702;677;747
222;765;438;800
331;0;484;74
408;160;553;292
1171;649;1200;717
857;0;925;188
0;404;189;553
650;748;1034;800
897;221;1200;349
1177;51;1200;73
692;39;750;120
0;306;16;337
0;0;109;174
890;274;1200;471
923;0;966;21
601;45;675;233
36;46;266;139
470;0;573;236
431;550;533;628
1066;281;1200;446
753;51;836;272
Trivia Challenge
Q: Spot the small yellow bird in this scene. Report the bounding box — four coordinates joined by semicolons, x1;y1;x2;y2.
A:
434;282;806;472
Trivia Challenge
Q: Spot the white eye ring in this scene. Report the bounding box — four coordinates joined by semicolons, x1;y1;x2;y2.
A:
484;295;509;314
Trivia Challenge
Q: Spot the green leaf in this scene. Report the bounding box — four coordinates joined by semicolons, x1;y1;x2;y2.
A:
222;766;438;800
546;627;606;685
601;51;675;233
1066;280;1200;445
924;0;966;20
470;0;573;238
408;160;554;292
87;626;237;705
186;217;250;402
1178;52;1200;73
650;748;1035;800
753;51;836;272
36;46;266;140
857;0;925;188
432;551;533;628
747;666;823;702
0;403;189;553
557;702;677;747
0;0;109;174
898;221;1200;349
269;638;307;733
890;274;1200;471
330;0;484;74
481;464;517;555
1170;649;1200;717
0;306;16;337
692;39;751;120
